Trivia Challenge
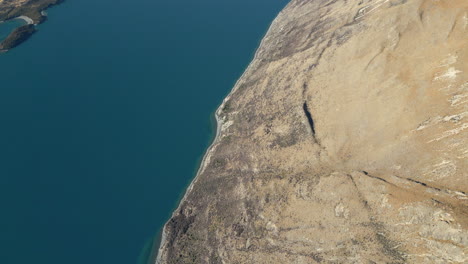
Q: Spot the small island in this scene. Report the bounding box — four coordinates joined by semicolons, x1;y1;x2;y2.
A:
0;24;36;51
0;0;63;52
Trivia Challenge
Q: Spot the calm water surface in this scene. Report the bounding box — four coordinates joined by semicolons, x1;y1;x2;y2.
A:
0;0;288;263
0;19;27;41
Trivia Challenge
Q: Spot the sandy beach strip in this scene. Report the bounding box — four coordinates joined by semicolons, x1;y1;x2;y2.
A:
16;15;34;25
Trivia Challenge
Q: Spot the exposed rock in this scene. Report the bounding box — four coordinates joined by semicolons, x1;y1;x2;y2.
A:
158;0;468;263
0;24;35;51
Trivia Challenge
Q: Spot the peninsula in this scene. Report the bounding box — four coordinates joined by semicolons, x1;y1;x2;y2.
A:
0;0;62;51
157;0;468;263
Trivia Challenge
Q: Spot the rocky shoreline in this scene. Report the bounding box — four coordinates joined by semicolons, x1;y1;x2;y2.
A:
0;0;64;51
155;7;286;262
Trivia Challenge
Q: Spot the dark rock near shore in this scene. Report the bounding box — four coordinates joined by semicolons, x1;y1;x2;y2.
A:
0;24;36;51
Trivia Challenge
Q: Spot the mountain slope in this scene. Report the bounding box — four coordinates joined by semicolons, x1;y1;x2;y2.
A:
157;0;468;263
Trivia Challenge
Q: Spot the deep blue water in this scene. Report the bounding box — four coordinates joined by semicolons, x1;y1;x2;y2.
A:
0;0;288;263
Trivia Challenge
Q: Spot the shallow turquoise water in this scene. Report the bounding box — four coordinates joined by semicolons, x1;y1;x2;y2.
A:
0;0;288;263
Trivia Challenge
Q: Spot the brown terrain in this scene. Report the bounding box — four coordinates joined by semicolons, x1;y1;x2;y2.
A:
161;0;468;263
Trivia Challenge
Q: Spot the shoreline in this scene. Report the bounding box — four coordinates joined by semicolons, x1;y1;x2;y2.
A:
152;4;287;263
0;15;33;25
155;109;222;264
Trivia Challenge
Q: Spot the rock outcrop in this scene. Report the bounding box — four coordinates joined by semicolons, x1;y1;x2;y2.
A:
158;0;468;263
0;24;35;51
